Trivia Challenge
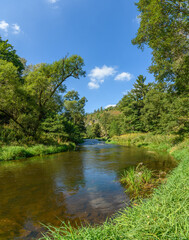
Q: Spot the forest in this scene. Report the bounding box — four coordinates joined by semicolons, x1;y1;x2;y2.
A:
86;73;189;138
0;38;87;147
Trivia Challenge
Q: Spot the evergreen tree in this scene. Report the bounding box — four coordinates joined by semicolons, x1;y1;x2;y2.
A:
118;75;150;131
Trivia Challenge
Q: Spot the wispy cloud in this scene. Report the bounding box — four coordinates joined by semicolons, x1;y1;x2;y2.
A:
48;0;58;3
0;20;9;35
115;72;133;81
122;90;130;95
88;65;117;89
104;104;116;109
12;24;21;34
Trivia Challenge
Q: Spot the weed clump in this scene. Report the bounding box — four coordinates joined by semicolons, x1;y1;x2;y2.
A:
120;163;165;199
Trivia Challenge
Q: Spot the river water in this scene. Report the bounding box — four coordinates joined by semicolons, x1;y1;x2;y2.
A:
0;140;177;239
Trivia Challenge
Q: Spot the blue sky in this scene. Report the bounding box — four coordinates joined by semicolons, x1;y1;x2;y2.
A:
0;0;154;113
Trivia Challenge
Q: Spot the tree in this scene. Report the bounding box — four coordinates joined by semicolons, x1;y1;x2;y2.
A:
0;37;24;75
99;112;111;136
0;55;86;140
141;83;169;132
109;120;121;137
0;60;27;133
92;123;101;138
118;75;150;131
132;0;189;94
63;90;87;138
86;125;95;139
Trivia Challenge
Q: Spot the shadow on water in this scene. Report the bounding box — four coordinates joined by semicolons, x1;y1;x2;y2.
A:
0;139;177;239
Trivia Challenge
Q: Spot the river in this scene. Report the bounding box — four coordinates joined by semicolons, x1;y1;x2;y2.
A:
0;139;177;239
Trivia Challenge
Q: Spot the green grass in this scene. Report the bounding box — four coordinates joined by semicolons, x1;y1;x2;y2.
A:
0;143;76;161
120;164;154;199
41;133;189;240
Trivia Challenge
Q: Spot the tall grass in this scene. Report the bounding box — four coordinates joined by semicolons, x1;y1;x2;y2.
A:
41;134;189;240
0;143;76;161
120;164;154;199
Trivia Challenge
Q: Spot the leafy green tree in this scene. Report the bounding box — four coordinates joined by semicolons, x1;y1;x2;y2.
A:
0;60;27;133
0;55;86;140
99;112;111;136
92;123;101;138
109;120;121;137
41;114;83;143
0;37;24;75
86;125;95;139
132;0;189;94
159;93;189;134
64;90;87;135
141;83;169;132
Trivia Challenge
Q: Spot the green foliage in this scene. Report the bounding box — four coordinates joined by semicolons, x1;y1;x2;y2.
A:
41;91;87;144
111;133;177;152
0;143;75;161
116;77;189;135
64;90;87;134
86;125;95;139
118;75;151;132
85;108;126;138
132;0;189;94
0;37;24;75
92;123;102;138
85;74;188;138
109;120;121;137
0;39;86;145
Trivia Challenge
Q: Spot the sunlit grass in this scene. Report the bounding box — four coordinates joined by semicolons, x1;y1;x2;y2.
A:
0;143;76;161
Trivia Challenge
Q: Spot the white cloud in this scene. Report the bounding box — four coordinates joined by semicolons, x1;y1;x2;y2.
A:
88;65;116;90
114;72;133;81
0;20;9;34
48;0;58;3
104;104;116;109
88;81;100;89
0;20;21;35
12;24;21;34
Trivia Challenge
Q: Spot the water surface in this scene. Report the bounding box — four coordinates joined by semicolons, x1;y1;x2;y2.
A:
0;140;177;239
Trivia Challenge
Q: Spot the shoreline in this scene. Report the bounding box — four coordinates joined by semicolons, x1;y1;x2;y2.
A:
42;133;189;239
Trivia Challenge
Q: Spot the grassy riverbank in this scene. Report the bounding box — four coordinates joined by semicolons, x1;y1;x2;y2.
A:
0;143;76;161
42;133;189;240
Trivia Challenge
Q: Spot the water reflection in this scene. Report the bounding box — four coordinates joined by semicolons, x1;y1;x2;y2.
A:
0;140;176;239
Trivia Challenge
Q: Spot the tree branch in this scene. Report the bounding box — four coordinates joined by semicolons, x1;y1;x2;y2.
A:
0;109;27;133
